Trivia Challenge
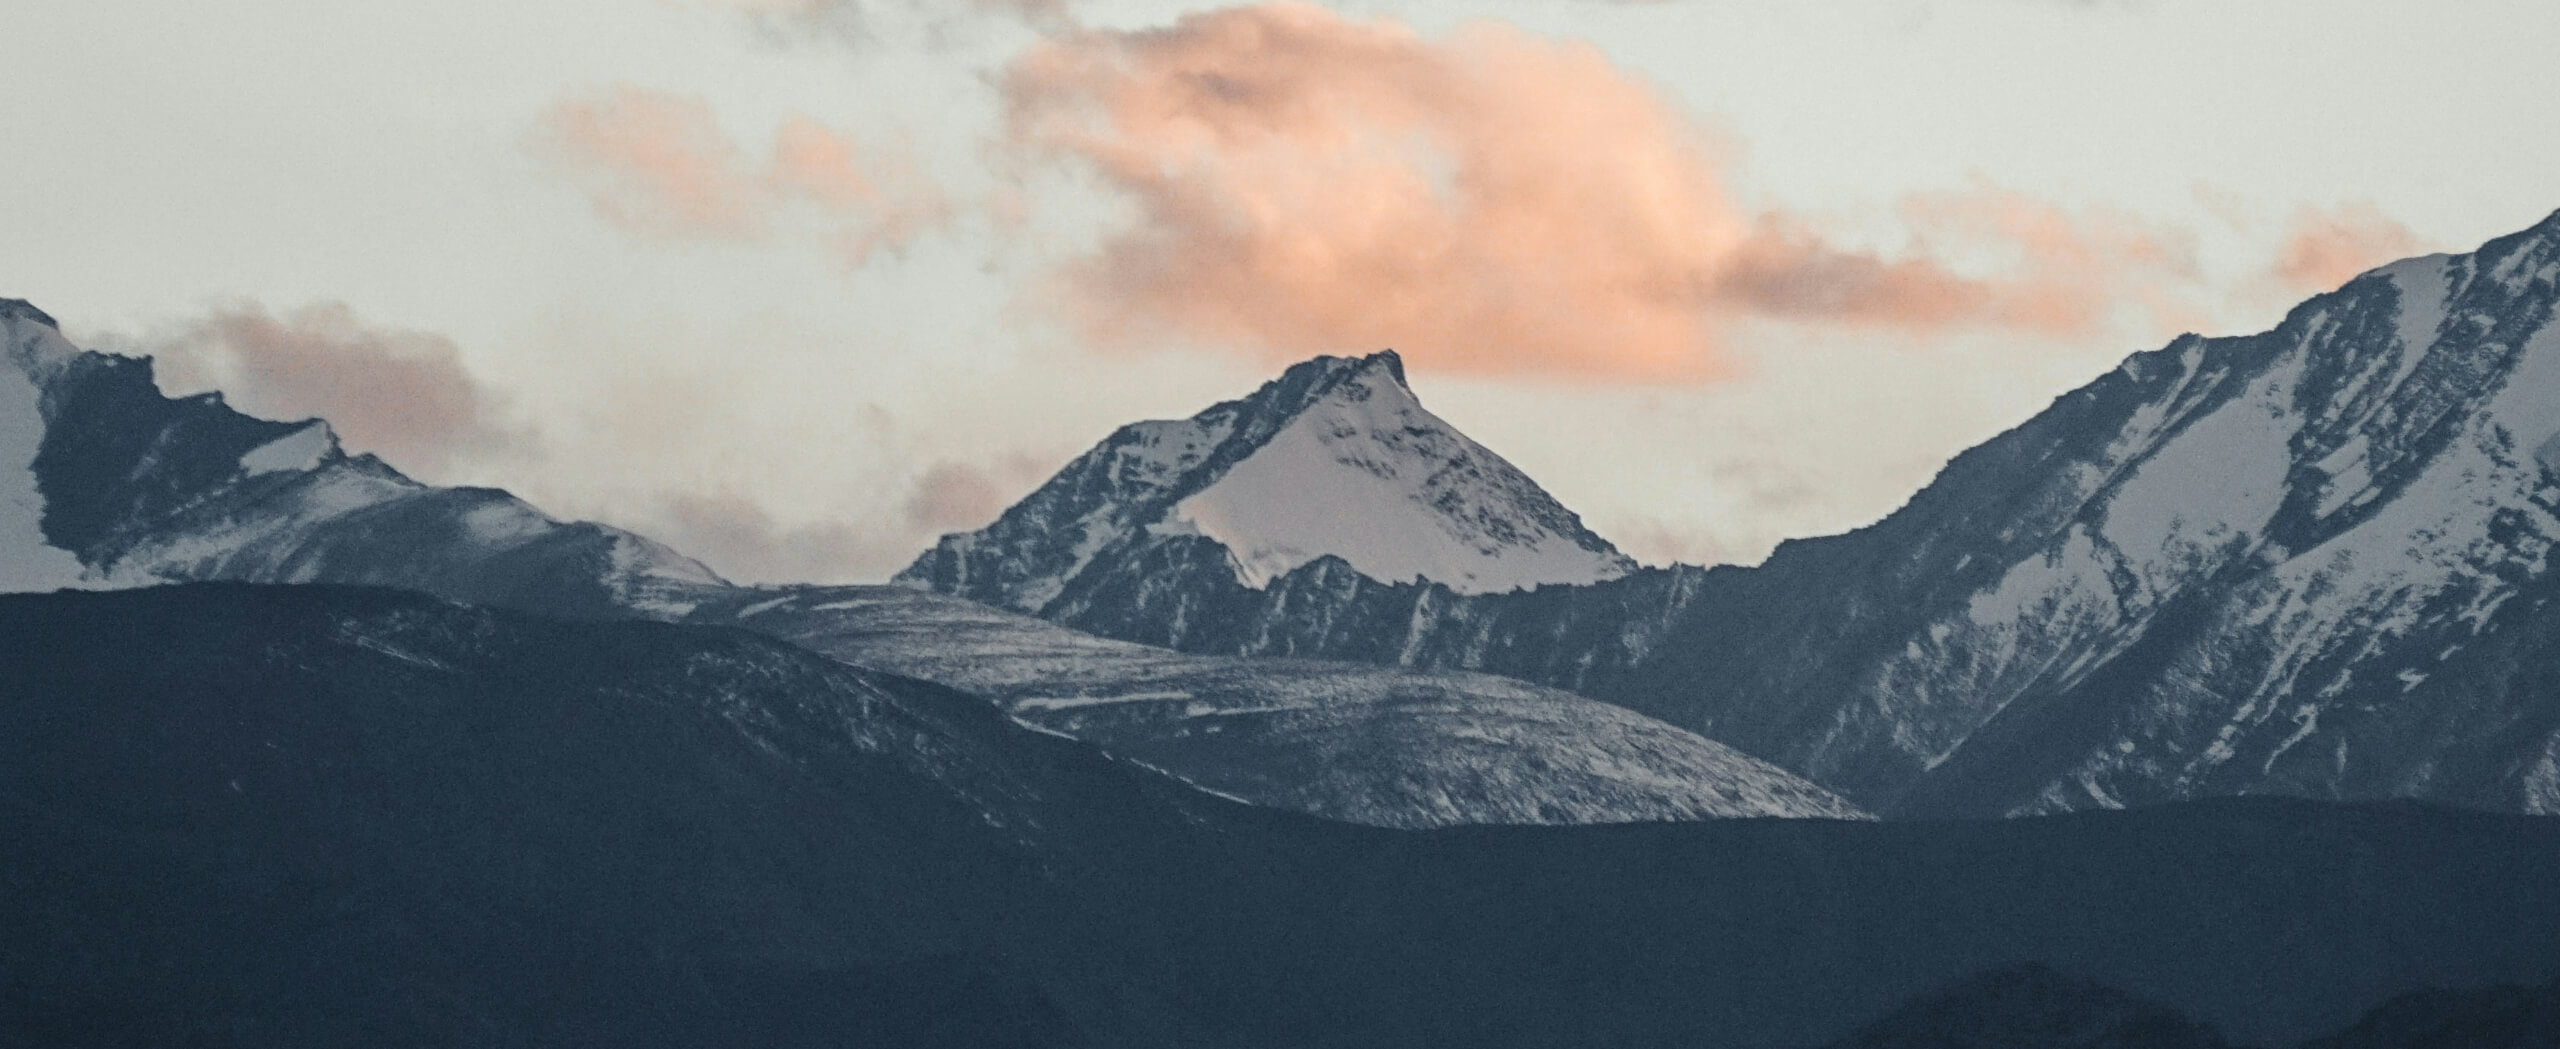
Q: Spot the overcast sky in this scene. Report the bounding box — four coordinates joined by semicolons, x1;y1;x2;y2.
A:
6;0;2557;581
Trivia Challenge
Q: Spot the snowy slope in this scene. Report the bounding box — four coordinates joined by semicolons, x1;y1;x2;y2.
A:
693;584;1866;827
1165;356;1634;592
900;350;1633;611
1626;214;2560;816
0;302;88;591
1721;223;2560;816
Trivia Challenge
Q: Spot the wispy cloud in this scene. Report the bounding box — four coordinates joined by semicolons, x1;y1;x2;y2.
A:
2272;201;2421;292
532;86;768;241
532;84;951;265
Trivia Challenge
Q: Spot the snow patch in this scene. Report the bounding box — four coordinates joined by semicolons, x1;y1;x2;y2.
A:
1013;690;1196;712
1966;529;2106;627
457;499;557;546
2098;357;2300;595
2522;737;2560;815
2381;255;2453;390
238;422;338;477
2313;434;2375;517
733;595;795;619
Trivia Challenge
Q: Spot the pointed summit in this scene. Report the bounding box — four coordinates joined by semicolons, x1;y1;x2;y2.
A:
1353;347;1407;386
0;299;61;331
900;350;1633;613
1232;348;1410;424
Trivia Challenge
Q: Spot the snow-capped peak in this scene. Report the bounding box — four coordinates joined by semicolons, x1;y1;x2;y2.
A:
1164;354;1633;593
902;348;1633;611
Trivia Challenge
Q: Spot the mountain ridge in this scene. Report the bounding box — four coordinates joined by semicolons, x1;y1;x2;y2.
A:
0;304;1856;828
1;303;729;617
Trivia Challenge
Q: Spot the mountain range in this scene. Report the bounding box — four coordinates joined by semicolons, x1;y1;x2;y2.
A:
0;297;1857;828
10;214;2560;824
9;209;2560;1046
908;209;2560;819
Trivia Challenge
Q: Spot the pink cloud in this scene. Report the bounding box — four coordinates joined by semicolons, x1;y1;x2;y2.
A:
999;4;2212;380
532;86;768;241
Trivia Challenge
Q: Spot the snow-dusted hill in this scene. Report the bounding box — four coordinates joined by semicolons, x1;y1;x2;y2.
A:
929;210;2560;819
898;350;1634;611
690;584;1866;827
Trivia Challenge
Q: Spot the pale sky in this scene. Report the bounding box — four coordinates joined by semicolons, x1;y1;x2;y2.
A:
5;0;2557;581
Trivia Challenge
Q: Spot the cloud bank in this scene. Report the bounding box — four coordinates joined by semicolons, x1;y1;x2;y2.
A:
998;4;2206;379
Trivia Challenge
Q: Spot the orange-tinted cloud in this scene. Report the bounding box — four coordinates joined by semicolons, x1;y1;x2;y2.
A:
533;86;766;240
1891;186;2204;333
533;85;949;265
144;302;520;478
1000;4;2207;380
2272;201;2420;292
